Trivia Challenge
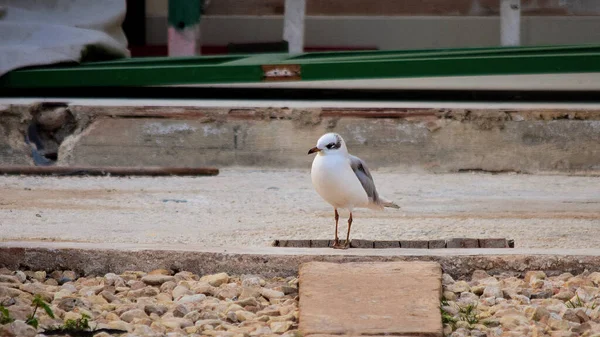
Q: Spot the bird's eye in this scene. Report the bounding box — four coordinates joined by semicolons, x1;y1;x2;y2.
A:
326;143;334;149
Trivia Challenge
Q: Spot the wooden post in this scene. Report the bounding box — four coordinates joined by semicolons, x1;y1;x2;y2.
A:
168;0;203;56
283;0;306;54
500;0;521;46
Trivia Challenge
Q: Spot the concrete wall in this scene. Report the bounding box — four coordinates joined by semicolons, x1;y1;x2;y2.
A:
2;103;600;174
0;105;33;166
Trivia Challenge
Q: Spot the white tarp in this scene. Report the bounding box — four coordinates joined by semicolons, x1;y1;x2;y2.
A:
0;0;130;78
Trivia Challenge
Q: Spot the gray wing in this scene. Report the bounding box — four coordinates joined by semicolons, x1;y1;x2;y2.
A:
349;155;379;203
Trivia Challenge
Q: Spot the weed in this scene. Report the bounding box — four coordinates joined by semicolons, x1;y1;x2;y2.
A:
566;293;598;310
0;305;14;324
440;299;457;327
441;308;457;325
61;313;91;332
458;303;479;325
440;299;480;331
45;313;98;335
25;294;55;329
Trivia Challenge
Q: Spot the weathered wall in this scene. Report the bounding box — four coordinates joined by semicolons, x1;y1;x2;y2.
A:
1;104;599;174
0;105;32;166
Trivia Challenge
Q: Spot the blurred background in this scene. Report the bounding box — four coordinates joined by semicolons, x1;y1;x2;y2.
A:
126;0;600;56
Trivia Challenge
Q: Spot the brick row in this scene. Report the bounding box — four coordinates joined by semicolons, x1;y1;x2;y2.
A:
272;238;514;248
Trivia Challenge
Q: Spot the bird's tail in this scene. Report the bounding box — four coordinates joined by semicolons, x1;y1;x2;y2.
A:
379;196;401;209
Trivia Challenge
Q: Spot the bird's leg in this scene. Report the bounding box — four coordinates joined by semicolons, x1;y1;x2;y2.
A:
332;208;341;248
342;212;353;249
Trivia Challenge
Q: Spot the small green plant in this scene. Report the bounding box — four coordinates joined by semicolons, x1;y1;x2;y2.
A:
25;294;55;329
566;294;585;308
440;299;457;325
62;313;91;332
441;308;457;325
458;303;479;325
0;305;14;324
440;300;480;330
44;313;95;334
566;293;598;310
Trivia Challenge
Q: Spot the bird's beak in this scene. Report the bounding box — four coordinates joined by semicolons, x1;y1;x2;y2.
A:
307;147;320;155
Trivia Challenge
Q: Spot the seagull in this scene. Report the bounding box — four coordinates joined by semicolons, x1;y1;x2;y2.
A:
308;132;400;249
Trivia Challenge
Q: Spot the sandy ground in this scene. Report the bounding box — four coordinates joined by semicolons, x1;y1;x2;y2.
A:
0;168;599;249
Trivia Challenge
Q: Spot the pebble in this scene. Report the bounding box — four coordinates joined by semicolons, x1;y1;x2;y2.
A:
270;321;293;333
200;272;230;287
0;275;20;284
0;269;298;337
448;281;470;293
240;286;261;300
172;285;192;300
482;285;503;299
176;294;206;304
120;308;149;323
0;320;37;337
142;274;175;286
217;284;241;300
261;288;285;301
144;304;168;317
242;276;266;288
13;271;27;283
33;271;46;282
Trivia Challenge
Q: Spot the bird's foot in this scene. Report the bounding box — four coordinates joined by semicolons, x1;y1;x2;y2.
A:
331;241;349;250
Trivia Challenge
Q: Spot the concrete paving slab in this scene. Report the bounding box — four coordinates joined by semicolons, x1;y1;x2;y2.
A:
0;170;599;249
299;261;442;336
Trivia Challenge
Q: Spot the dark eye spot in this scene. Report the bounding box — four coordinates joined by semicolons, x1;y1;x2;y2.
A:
326;143;334;149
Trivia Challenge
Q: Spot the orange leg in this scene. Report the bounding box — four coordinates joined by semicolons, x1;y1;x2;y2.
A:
343;212;353;249
333;211;352;250
332;209;341;248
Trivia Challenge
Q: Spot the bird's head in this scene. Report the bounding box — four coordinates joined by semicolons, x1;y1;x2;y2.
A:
307;133;347;156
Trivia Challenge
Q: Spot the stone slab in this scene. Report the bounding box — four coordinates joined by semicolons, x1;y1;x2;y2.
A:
401;240;429;249
280;240;311;248
428;240;447;249
373;240;400;248
309;240;330;248
479;238;509;248
447;238;480;248
349;239;373;248
298;261;443;336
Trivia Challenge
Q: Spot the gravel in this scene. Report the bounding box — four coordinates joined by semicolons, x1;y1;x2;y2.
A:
442;269;600;337
4;266;600;336
0;268;298;337
1;169;599;248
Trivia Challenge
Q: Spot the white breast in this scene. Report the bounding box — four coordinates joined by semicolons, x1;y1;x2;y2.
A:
311;152;369;210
